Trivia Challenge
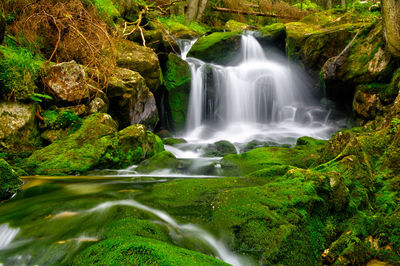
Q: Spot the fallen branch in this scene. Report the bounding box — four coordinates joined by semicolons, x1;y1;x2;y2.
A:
212;7;299;19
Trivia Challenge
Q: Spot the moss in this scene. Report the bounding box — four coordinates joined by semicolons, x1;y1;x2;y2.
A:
259;23;285;39
225;20;251;32
70;235;227;266
43;110;82;133
0;159;23;200
135;151;178;173
203;140;236;157
158;15;210;37
163;138;187;146
164;53;191;131
187;31;242;65
221;137;326;176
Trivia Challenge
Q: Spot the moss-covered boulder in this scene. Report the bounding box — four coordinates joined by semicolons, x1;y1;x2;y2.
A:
163;138;187;146
0;159;23;200
21;113;118;175
107;67;159;130
114;39;162;93
256;23;287;51
0;10;5;44
164;53;191;131
322;23;395;102
203;140;236;157
285;21;320;61
117;124;164;167
225;20;251;32
0;101;41;150
221;137;326;176
353;86;384;119
187;31;242;65
135;151;178;173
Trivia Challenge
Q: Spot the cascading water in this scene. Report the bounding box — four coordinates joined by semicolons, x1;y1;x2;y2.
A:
178;33;344;147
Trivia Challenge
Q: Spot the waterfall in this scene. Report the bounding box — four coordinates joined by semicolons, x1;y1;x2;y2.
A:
178;33;343;145
0;224;19;250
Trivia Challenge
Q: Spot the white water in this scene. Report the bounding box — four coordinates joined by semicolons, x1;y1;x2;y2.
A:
78;200;250;266
0;224;19;250
178;33;344;146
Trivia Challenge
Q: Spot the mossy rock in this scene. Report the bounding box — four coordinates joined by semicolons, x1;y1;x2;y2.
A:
221;137;326;176
0;159;23;200
256;23;287;51
135;151;179;173
187;31;242;65
20;113;118;175
203;140;236;157
164;53;191;131
70;235;227;265
163;138;187;146
225;20;251;32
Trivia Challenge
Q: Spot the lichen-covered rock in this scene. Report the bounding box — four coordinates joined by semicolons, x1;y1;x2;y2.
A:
45;61;90;103
0;10;5;44
187;31;242;65
0;102;41;149
117;124;164;167
0;159;23;200
164;53;191;131
135;151;178;173
21;113;118;175
107;67;158;130
114;39;162;93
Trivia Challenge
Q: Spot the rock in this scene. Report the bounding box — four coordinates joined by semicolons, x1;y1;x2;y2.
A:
57;104;88;116
0;10;5;44
21;113;118;175
187;31;242;65
45;61;90;103
0;159;23;200
285;22;320;61
203;140;236;157
163;138;187;146
88;97;108;114
225;20;251;31
164;53;191;131
114;39;162;93
135;151;178;173
0;102;41;149
41;129;68;143
118;124;164;167
255;23;286;51
107;67;159;130
322;23;395;102
112;0;140;21
353;88;383;119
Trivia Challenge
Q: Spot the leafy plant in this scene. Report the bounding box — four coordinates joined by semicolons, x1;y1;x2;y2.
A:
31;93;53;103
158;15;210;35
43;110;82;133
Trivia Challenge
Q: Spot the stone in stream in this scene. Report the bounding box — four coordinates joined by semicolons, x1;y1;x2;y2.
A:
135;151;179;173
203;140;236;157
0;159;23;200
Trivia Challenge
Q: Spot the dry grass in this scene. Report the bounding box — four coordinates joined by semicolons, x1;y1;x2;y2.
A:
1;0;116;89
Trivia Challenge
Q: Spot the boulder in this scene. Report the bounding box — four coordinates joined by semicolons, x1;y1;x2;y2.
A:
0;10;5;44
353;87;383;119
135;151;178;173
45;61;90;103
322;23;395;102
118;124;164;167
187;31;242;65
41;129;69;143
115;39;162;93
225;20;251;31
164;53;191;131
88;97;108;114
0;159;23;200
203;140;236;157
256;23;287;51
163;138;187;146
107;67;159;130
21;113;119;175
0;102;41;149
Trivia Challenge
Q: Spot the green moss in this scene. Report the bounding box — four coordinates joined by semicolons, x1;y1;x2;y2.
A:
70;235;227;266
82;0;120;25
43;110;82;133
158;15;210;37
203;140;237;157
225;20;250;32
163;138;187;146
187;31;242;65
0;158;23;200
260;23;286;39
135;151;178;173
164;53;191;131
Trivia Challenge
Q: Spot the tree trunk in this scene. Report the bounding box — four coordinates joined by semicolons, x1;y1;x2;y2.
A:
196;0;208;20
187;0;201;21
328;0;332;9
382;0;400;57
341;0;346;8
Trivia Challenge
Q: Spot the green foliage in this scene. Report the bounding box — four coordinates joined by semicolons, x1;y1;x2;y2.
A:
0;158;23;200
293;0;321;11
31;93;52;103
0;39;45;101
82;0;120;24
43;110;82;133
158;15;210;35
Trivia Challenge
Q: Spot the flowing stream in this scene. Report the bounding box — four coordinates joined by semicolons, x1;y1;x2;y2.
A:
0;32;346;266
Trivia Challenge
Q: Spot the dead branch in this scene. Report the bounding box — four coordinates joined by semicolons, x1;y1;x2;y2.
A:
213;7;299;19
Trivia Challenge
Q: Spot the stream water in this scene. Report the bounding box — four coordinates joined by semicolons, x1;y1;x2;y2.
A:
0;33;345;265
